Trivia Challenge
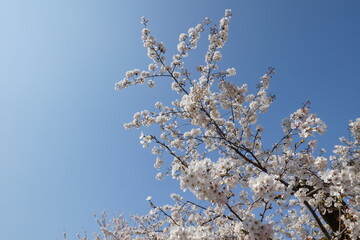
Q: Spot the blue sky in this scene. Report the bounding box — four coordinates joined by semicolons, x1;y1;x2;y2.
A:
0;1;359;239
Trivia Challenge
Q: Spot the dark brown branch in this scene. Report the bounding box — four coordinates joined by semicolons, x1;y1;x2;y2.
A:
303;200;331;240
149;200;179;226
226;203;243;221
152;136;188;168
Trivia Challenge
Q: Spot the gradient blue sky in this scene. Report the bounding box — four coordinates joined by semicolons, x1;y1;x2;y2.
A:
0;1;359;239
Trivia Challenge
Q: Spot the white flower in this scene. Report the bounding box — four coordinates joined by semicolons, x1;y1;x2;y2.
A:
349;118;360;142
154;157;163;169
147;80;156;88
141;16;147;25
179;33;187;41
155;172;164;180
226;67;236;76
177;41;187;53
213;51;222;61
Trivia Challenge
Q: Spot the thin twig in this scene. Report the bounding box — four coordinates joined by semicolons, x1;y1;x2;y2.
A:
226;203;243;221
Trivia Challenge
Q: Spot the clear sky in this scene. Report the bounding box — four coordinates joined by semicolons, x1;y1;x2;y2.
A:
0;1;359;239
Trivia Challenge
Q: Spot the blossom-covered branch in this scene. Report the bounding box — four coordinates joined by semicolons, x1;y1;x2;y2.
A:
72;9;359;240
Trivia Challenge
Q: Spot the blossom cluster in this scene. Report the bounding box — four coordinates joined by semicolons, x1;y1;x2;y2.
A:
179;157;239;206
248;172;285;202
287;105;327;138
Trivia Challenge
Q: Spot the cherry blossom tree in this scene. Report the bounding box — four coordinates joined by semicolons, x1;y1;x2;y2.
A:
70;9;359;240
